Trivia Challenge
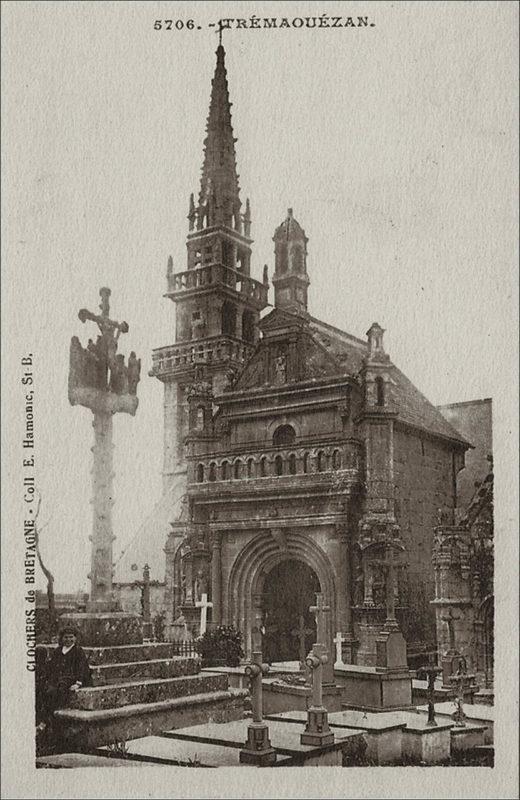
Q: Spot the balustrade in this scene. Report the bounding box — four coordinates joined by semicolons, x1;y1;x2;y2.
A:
151;336;254;377
166;263;268;305
190;440;363;485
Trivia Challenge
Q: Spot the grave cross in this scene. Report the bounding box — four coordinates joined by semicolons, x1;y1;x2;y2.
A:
291;614;314;668
195;592;213;635
333;632;347;665
309;593;331;646
419;664;443;727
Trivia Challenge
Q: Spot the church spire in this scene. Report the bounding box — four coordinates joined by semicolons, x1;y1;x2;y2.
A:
196;45;242;231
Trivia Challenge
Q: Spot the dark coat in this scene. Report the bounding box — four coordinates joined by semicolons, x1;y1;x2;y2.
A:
47;644;92;691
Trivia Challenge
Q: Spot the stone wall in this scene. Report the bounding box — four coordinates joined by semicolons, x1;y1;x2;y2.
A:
393;426;457;648
437;398;492;513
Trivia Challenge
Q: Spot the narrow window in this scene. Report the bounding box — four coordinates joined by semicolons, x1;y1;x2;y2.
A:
221;461;229;480
260;457;267;477
247;458;254;478
332;449;341;470
242;310;255;344
274;455;284;476
196;464;204;483
233;460;241;479
375;376;385;407
288;453;297;475
317;451;324;472
208;463;216;482
303;452;309;474
222;301;237;336
196;406;205;430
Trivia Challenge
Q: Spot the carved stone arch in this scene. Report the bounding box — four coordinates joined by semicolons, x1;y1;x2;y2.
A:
266;417;302;440
227;530;337;656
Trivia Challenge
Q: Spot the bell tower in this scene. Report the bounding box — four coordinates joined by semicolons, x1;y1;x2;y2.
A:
272;208;310;315
151;45;269;488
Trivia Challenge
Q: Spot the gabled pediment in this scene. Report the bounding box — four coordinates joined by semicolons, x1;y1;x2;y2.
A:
232;322;345;391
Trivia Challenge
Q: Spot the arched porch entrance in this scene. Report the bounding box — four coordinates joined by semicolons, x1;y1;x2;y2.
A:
262;559;320;663
226;530;336;659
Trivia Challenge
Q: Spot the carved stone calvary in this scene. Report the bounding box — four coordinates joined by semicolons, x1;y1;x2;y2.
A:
68;287;141;611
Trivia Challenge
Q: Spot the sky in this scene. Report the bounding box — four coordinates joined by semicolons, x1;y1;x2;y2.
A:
3;1;517;592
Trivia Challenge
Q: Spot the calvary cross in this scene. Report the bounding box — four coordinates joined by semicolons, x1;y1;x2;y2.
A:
195;592;213;635
309;593;331;647
291;614;314;668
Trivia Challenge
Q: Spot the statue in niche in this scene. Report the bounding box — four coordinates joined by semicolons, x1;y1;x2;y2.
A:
274;352;287;385
353;560;364;606
194;568;209;601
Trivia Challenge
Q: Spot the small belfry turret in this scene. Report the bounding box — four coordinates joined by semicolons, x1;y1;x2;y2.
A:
272;208;310;315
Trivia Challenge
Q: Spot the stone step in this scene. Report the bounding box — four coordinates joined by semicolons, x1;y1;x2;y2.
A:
69;672;228;711
91;657;199;686
42;642;196;666
54;689;249;750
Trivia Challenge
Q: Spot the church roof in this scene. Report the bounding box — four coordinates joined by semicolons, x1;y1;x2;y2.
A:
309;315;469;446
113;479;186;585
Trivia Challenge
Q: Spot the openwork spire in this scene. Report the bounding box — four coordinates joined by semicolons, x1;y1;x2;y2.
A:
195;45;242;231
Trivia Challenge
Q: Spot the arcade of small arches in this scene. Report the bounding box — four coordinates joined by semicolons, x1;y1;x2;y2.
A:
193;440;362;484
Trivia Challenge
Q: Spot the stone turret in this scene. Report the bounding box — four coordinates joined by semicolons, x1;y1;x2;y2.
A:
272;208;310;315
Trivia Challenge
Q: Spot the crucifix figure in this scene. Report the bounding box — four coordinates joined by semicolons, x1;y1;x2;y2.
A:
290;614;314;669
68;288;140;610
195;592;213;635
333;632;347;666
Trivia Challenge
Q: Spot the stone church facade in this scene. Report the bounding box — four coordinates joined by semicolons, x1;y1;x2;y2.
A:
149;45;476;667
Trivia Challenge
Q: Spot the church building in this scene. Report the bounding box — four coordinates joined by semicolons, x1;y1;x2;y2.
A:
146;44;475;668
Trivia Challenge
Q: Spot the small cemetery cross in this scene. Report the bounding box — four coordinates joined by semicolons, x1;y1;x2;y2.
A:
309;593;331;647
449;657;468;727
239;650;276;766
195;592;213;635
419;664;443;726
334;632;347;665
291;614;314;669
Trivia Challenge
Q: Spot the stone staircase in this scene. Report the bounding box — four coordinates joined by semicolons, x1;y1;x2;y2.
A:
45;643;248;751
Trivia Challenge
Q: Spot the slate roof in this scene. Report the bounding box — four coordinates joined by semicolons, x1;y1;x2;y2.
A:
113;478;186;585
308;315;469;447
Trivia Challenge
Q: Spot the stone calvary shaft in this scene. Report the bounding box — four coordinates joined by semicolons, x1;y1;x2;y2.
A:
68;287;141;610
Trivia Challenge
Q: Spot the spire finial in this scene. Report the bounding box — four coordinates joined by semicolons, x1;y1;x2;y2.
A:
197;28;240;229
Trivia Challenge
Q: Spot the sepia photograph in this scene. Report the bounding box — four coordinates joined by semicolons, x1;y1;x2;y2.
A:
2;1;518;797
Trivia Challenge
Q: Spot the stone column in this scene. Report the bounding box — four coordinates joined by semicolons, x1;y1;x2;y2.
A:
335;526;357;663
210;532;222;625
87;411;116;611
